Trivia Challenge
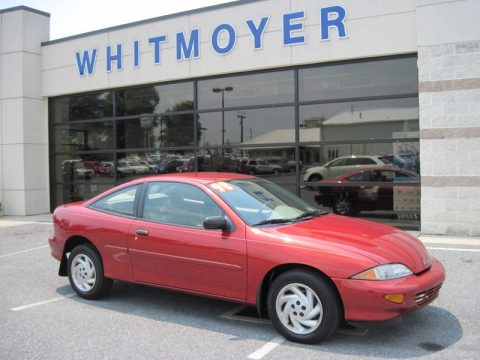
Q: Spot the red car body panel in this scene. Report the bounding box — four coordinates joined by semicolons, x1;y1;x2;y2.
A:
49;172;445;323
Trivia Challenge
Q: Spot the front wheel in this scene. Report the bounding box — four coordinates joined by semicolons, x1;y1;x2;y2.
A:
267;270;341;344
332;194;356;216
67;244;112;300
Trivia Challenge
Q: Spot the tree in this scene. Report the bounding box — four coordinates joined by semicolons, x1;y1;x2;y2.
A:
161;101;199;147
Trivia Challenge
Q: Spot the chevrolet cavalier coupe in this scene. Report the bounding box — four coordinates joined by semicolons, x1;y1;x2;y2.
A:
49;172;445;344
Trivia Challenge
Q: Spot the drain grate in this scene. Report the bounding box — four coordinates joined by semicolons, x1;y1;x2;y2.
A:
220;305;271;324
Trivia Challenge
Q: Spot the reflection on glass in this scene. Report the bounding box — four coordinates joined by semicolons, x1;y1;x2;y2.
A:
52;122;113;152
313;168;420;216
299;98;419;144
52;183;114;206
115;151;195;182
117;113;195;149
48;56;420;230
198;107;295;147
55;154;114;183
300;182;420;229
116;82;193;116
299;58;418;101
198;71;294;109
49;91;113;123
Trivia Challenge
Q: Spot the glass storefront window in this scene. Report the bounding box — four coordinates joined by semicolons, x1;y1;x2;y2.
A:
198;71;294;110
51;122;113;152
115;82;194;116
49;91;113;123
299;57;418;101
49;56;420;230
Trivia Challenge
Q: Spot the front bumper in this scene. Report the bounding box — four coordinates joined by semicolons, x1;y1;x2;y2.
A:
333;257;445;322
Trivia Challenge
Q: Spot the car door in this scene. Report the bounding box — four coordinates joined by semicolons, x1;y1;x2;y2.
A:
345;170;378;210
323;158;348;178
127;181;247;300
375;169;394;210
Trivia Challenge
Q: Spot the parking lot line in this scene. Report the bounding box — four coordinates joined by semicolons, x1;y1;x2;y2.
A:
0;245;49;259
426;246;480;252
11;293;76;312
247;336;284;359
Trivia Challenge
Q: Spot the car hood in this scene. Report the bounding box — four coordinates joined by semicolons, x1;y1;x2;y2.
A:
260;214;431;274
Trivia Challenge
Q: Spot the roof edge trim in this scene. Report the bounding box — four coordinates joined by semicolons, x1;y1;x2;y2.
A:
0;6;50;18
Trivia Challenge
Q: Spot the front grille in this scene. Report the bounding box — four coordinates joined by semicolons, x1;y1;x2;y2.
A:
415;283;442;306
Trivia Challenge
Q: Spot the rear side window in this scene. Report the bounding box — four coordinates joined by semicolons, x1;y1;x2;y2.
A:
90;184;140;216
347;157;376;165
348;171;374;182
328;158;347;167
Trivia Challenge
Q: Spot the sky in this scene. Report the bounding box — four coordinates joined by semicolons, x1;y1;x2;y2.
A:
1;0;238;40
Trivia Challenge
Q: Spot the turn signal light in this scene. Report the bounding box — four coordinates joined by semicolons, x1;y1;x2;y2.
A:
384;294;405;304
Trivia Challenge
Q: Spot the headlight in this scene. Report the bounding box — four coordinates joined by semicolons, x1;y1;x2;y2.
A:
351;263;413;280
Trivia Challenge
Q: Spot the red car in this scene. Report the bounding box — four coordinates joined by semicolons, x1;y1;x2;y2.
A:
315;167;420;216
49;173;444;344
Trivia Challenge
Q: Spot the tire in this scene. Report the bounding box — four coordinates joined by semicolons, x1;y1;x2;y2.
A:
332;194;356;216
67;244;113;300
273;169;280;175
267;269;341;344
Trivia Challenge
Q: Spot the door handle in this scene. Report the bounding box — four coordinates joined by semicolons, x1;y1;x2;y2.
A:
135;229;149;236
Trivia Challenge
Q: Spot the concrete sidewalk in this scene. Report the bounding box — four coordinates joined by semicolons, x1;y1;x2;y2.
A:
0;214;53;228
0;213;479;246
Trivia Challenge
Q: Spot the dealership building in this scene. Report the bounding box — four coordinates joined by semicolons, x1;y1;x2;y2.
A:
0;0;479;235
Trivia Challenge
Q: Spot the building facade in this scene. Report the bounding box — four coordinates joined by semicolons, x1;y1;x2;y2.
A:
0;0;479;236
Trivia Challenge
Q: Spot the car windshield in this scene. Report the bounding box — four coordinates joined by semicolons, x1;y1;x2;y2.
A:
209;178;321;226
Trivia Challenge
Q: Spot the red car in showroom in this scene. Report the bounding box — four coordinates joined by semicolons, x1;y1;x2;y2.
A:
314;167;420;216
49;172;444;344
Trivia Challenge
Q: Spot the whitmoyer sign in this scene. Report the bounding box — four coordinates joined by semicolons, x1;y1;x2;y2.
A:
75;5;348;76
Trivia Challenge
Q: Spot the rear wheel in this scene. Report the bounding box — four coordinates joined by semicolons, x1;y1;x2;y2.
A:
308;174;322;190
267;269;341;344
67;244;112;300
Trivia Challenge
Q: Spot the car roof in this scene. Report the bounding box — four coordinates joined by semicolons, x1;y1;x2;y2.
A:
137;172;254;185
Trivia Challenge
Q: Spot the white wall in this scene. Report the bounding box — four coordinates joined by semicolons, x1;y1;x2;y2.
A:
0;7;50;215
41;0;417;97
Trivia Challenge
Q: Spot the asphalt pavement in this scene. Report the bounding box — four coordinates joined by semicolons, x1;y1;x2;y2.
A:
0;215;479;359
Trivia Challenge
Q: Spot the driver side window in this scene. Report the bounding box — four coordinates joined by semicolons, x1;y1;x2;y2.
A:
142;182;223;228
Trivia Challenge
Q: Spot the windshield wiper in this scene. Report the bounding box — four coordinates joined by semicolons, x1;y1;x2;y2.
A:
252;218;293;227
293;210;327;222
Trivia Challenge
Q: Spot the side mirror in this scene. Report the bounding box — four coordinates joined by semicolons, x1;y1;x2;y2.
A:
203;216;228;230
